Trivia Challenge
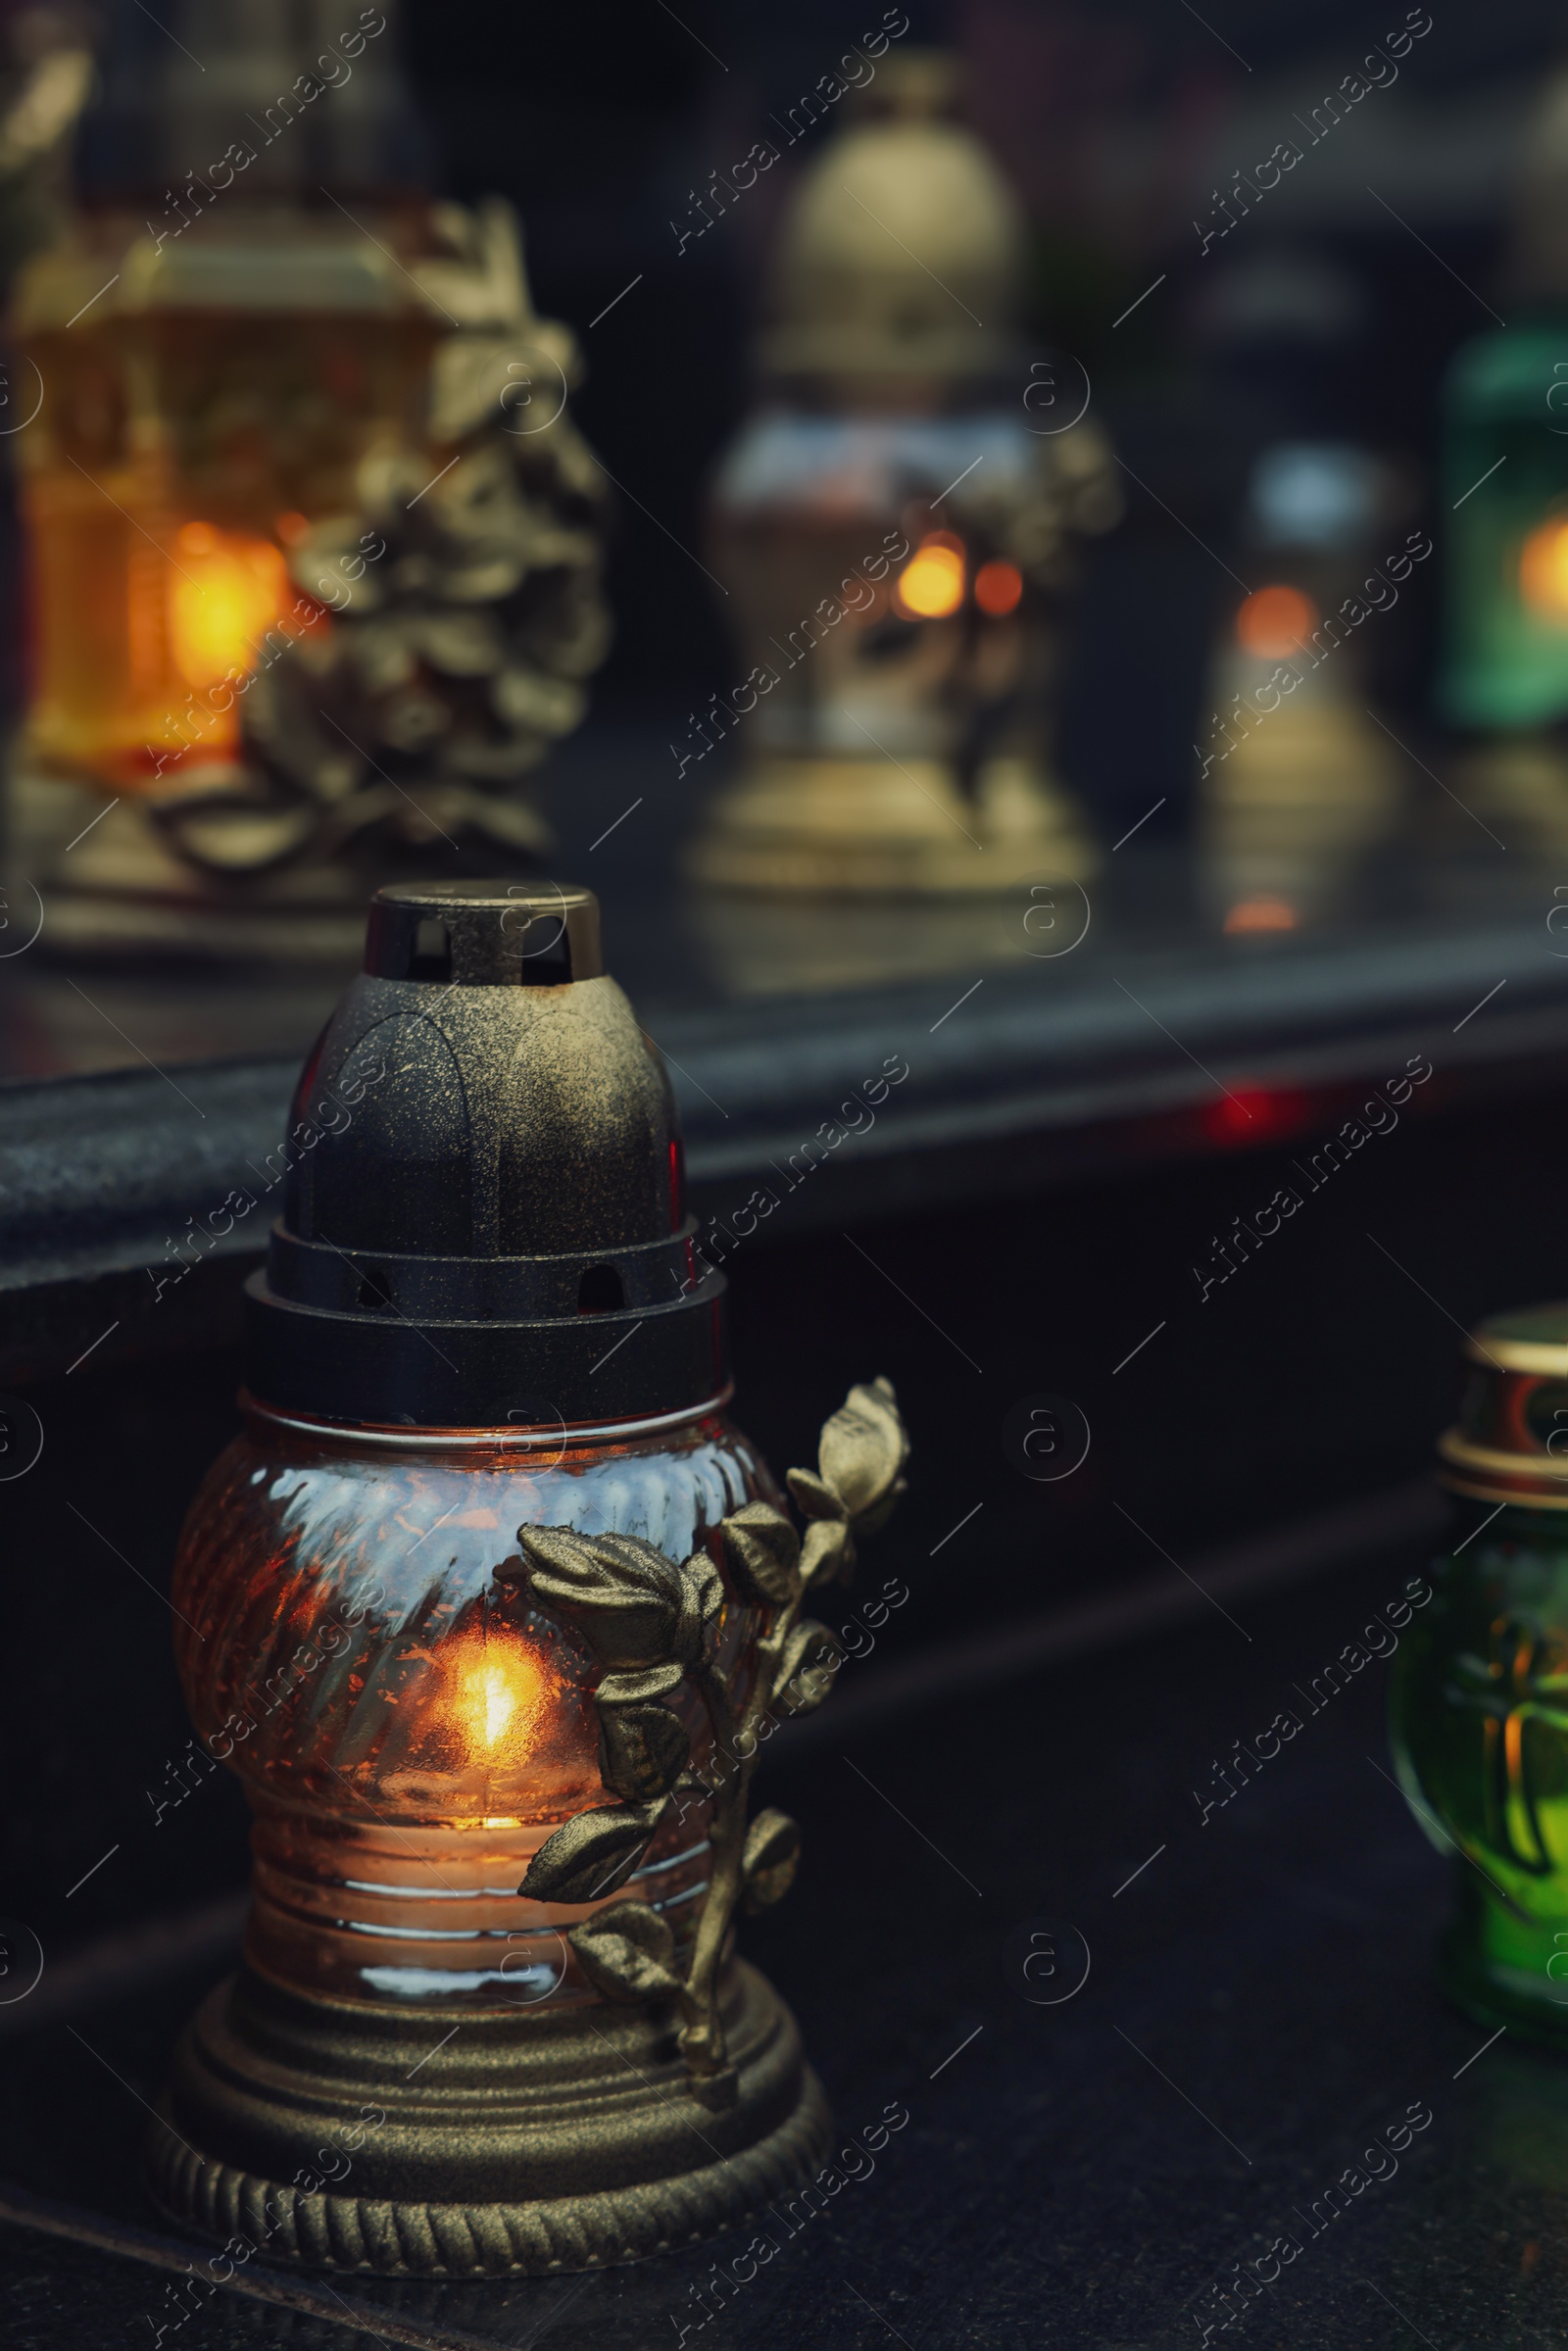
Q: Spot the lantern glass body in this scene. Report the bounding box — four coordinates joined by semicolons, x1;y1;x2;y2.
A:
708;404;1051;771
172;1397;770;2010
1442;323;1568;731
1391;1488;1568;2043
13;210;439;789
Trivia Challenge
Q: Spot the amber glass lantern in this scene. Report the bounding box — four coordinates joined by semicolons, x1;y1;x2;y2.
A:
9;1;609;960
146;879;908;2275
688;51;1119;897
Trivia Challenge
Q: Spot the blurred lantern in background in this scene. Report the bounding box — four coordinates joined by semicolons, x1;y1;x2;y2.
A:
1198;441;1410;929
0;6;92;297
7;0;610;962
690;50;1119;898
1440;46;1568;850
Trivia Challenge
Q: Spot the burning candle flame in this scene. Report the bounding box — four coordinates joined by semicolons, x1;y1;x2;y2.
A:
1521;517;1568;623
444;1634;552;1765
896;533;965;620
169;521;292;692
1235;584;1316;661
974;559;1023;616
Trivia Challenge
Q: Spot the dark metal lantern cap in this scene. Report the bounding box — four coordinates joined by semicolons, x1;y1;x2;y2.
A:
245;881;725;1428
364;881;603;987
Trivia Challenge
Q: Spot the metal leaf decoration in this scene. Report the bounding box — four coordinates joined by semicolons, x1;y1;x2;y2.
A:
597;1699;689;1804
799;1517;851;1590
596;1662;685;1704
786;1467;846;1523
503;1377;908;2080
776;1620;842;1719
741;1810;801;1914
519;1799;663;1905
568;1902;681;2002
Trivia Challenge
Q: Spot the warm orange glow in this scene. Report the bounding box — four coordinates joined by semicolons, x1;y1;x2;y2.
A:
414;1627;558;1774
275;510;311;546
896;533;965;619
1224;896;1298;935
1521;517;1568;621
454;1640;549;1757
1235;584;1316;660
168;525;291;691
974;559;1024;616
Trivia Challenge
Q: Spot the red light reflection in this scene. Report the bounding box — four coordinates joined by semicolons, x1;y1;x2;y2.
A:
1201;1087;1310;1148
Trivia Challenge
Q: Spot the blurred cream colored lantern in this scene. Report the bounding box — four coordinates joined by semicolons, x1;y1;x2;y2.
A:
689;53;1118;898
1198;445;1410;931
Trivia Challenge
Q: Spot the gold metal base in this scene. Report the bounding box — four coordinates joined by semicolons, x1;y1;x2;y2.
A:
687;753;1097;896
1448;732;1568;853
146;1959;829;2277
37;888;368;967
7;770;541;969
9;771;370;968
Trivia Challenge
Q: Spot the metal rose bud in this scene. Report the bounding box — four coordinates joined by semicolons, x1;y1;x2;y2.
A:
817;1377;908;1531
514;1525;689;1669
721;1502;802;1609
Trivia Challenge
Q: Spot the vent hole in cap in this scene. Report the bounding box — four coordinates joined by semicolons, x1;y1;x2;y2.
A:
357;1264;396;1311
577;1263;625;1315
410;917;451;981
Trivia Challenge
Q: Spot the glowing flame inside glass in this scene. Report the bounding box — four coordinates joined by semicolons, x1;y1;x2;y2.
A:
1235;584;1317;661
1520;517;1568;625
404;1623;560;1783
973;559;1023;616
895;533;965;620
169;521;292;691
1224;895;1298;935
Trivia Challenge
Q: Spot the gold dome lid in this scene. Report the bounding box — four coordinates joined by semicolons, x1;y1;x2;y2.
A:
760;52;1026;386
1439;1300;1568;1509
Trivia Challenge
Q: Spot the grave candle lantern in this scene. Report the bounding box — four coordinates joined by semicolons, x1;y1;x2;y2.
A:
1391;1302;1568;2045
689;50;1118;897
146;879;908;2274
10;1;610;960
1437;43;1568;846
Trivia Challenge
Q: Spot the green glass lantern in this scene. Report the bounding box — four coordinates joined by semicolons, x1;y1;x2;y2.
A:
1436;51;1568;836
1441;328;1568;732
1390;1304;1568;2044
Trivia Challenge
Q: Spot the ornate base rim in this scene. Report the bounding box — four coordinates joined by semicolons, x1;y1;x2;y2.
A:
684;841;1096;896
146;2064;831;2278
683;759;1098;897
